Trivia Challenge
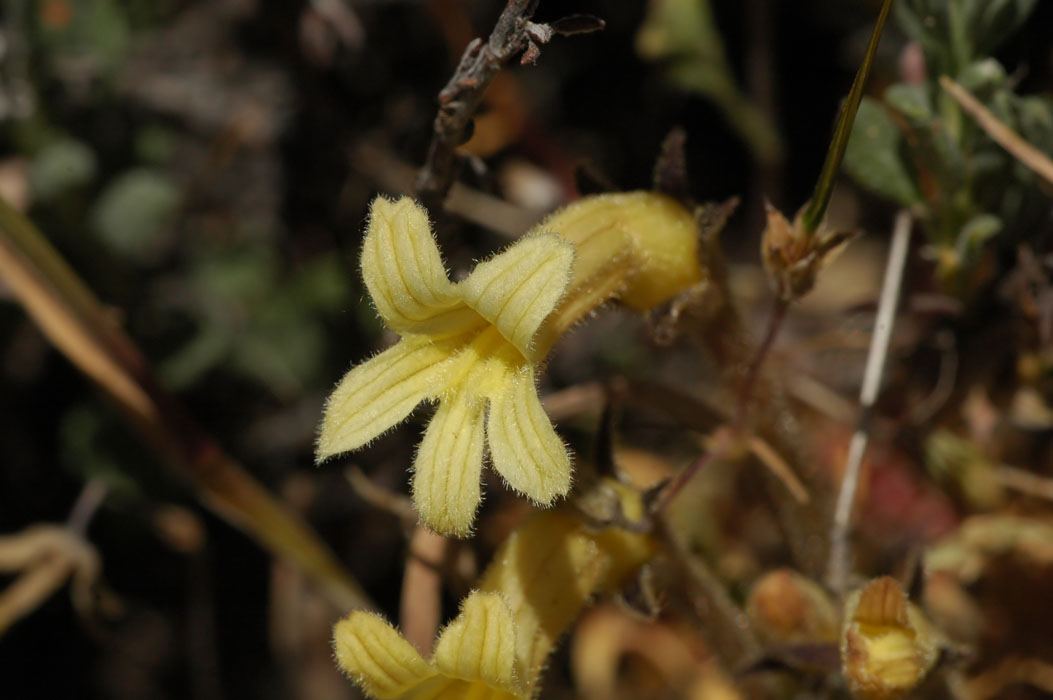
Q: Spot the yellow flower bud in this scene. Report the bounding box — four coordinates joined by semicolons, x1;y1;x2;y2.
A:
840;576;939;700
746;568;839;647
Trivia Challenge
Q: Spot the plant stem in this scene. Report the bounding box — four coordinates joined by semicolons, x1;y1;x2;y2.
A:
827;210;913;595
799;0;894;236
66;479;110;538
649;451;715;516
415;0;538;206
735;296;789;427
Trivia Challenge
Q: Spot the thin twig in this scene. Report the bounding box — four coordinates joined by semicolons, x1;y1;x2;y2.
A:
414;0;538;205
657;518;761;671
827;210;913;595
66;478;110;538
745;435;809;504
540;381;605;421
345;466;416;524
940;75;1053;187
735;297;789;427
414;2;603;206
351;142;540;237
996;465;1053;502
649;451;715;516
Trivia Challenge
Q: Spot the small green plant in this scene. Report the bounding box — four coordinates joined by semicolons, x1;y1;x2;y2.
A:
845;0;1053;292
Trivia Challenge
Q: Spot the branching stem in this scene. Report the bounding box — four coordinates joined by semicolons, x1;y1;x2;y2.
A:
415;0;538;205
735;296;790;427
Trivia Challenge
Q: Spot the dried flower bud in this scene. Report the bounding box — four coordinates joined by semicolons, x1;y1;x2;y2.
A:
746;568;839;647
840;576;939;700
760;203;854;301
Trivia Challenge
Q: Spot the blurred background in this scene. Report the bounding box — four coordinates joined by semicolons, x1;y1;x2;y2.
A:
1;0;1051;698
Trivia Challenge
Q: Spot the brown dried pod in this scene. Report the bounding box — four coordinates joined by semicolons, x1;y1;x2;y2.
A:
746;568;839;647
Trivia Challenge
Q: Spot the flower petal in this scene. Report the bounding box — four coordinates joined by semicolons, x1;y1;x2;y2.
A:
486;366;571;505
317;337;453;461
333;611;436;698
460;234;573;358
433;592;521;694
412;391;486;537
363;197;483;337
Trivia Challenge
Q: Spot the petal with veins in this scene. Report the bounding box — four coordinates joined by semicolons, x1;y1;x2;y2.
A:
318;337;455;461
364;197;484;337
412;391;487;536
486;366;571;505
460;235;573;358
433;592;520;694
333;612;437;698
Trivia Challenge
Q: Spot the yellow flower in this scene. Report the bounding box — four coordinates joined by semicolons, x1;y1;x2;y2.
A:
317;196;575;536
318;192;704;536
333;479;656;699
335;590;524;700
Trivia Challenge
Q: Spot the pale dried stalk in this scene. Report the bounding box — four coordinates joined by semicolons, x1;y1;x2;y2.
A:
940;75;1053;187
996;465;1053;502
0;526;99;635
827;210;912;595
746;435;809;504
400;525;449;655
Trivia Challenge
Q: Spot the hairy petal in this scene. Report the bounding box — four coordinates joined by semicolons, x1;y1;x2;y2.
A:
333;612;436;698
433;592;521;694
460;235;573;358
412;391;486;537
363;197;483;337
317;337;453;461
486;366;571;505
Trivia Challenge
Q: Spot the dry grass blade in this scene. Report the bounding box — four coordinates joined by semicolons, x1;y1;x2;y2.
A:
0;197;373;613
996;465;1053;502
746;435;810;504
0;526;100;635
940;75;1053;187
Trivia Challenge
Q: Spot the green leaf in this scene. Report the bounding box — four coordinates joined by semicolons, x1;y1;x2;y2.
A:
957;59;1007;94
290;254;354;311
38;0;131;77
90;168;179;262
844;97;922;206
975;0;1038;55
885;84;933;125
29;138;97;201
956;213;1002;259
636;0;782;164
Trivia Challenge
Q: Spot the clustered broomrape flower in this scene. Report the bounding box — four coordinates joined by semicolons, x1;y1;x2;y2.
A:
318;192;703;535
332;479;656;699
